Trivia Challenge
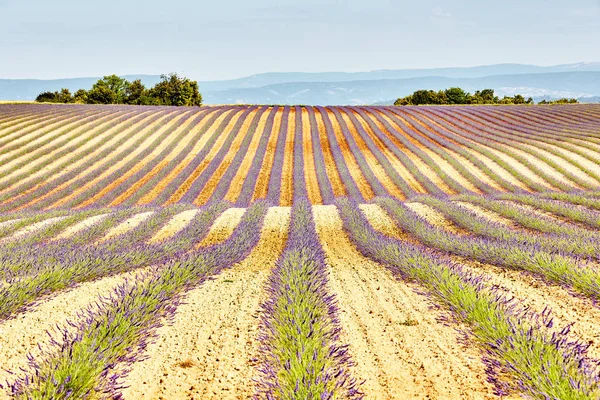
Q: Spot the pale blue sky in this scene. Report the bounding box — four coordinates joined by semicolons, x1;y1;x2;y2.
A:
1;0;599;80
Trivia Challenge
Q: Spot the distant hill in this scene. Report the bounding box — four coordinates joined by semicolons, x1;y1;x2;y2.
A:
2;63;600;104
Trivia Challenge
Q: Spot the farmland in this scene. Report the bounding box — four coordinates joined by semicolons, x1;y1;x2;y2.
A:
0;103;600;399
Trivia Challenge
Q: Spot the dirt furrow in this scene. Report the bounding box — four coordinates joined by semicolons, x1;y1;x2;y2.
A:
313;205;495;400
120;206;290;400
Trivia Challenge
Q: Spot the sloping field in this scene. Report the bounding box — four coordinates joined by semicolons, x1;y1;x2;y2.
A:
1;103;600;399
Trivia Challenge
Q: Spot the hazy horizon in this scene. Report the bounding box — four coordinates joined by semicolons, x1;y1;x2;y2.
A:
2;0;599;80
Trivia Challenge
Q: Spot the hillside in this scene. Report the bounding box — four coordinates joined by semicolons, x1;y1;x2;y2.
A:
0;104;598;211
2;104;600;399
3;62;600;104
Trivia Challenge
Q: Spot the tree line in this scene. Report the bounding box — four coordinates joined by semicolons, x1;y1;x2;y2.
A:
394;88;578;105
36;73;202;106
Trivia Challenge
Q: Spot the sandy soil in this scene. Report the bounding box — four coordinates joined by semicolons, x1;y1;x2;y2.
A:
325;108;376;200
0;268;149;399
197;208;246;247
52;213;110;241
164;109;246;206
136;109;233;205
452;201;515;227
313;205;496;399
404;202;470;235
0;216;66;244
224;108;273;203
252;108;284;201
120;206;290;400
150;209;201;243
279;108;295;206
340;110;407;199
301;108;324;204
100;211;154;242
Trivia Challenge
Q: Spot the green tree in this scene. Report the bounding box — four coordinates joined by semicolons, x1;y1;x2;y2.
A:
35;91;58;103
86;85;117;104
148;73;202;106
444;87;470;104
125;79;150;105
73;89;88;103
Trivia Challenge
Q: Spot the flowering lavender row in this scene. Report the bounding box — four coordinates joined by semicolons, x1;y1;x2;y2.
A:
342;107;420;198
0;202;228;320
393;107;549;192
374;107;505;194
314;107;364;201
178;106;261;204
495;193;600;229
417;195;600;259
147;106;240;206
376;197;600;303
235;106;279;206
56;108;193;209
7;201;268;399
266;106;291;204
538;191;600;212
0;109;172;212
427;108;599;190
79;109;207;207
453;194;600;238
207;106;272;204
336;198;600;399
256;200;362;399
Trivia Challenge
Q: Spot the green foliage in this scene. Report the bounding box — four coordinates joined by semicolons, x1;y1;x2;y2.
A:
35;73;203;107
395;87;534;105
539;98;579;104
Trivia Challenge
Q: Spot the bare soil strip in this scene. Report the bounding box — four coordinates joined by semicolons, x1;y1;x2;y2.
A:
314;110;347;197
197;208;246;247
100;211;154;242
149;209;201;243
404;202;470;235
120;206;291;400
279;108;295;206
0;216;66;244
52;213;110;241
313;205;495;400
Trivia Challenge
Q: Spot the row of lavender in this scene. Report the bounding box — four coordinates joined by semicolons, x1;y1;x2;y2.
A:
0;190;599;397
2;104;600;211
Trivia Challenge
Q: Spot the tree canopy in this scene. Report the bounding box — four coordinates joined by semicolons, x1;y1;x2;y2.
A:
394;88;537;106
35;73;203;107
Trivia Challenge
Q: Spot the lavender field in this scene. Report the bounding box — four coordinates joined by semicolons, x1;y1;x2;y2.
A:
1;103;600;399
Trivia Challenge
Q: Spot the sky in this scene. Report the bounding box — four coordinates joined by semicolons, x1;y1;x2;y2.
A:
1;0;599;80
